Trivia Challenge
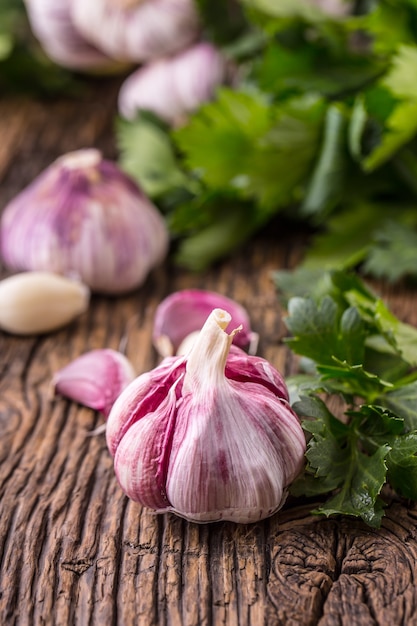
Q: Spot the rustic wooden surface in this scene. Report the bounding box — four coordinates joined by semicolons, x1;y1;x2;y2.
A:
1;78;417;626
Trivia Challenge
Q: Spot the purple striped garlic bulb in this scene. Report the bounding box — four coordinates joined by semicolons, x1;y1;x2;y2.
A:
23;0;121;71
71;0;200;64
118;42;228;125
0;149;169;294
106;308;306;523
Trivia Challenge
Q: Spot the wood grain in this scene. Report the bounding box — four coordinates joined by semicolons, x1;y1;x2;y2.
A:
1;80;417;626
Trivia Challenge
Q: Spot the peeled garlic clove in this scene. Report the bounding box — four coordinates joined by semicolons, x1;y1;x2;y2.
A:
152;289;259;357
0;149;169;294
107;308;306;524
71;0;200;64
53;349;136;417
0;271;89;335
23;0;123;71
118;43;228;125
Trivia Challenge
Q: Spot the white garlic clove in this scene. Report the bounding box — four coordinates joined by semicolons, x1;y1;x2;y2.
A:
71;0;200;64
152;289;259;357
0;271;90;335
107;308;306;524
53;348;136;417
0;149;169;294
118;43;228;125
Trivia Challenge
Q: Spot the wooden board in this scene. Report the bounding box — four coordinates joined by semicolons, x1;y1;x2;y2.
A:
1;79;417;626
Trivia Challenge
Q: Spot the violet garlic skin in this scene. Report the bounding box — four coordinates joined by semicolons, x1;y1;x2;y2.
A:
153;289;259;357
0;149;169;294
107;308;306;524
71;0;200;64
53;349;135;417
118;42;228;125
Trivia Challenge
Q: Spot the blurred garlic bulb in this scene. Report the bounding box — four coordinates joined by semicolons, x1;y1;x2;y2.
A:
107;308;306;523
118;42;228;125
310;0;350;16
0;149;169;294
71;0;200;64
23;0;121;71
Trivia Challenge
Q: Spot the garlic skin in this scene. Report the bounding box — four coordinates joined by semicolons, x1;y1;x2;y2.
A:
71;0;200;64
53;349;135;417
107;309;306;524
152;289;259;357
118;43;228;125
23;0;122;71
0;149;169;294
0;271;89;335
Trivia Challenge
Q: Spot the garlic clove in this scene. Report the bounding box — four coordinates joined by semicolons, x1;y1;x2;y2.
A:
23;0;125;71
53;349;136;417
118;43;228;125
0;271;89;335
71;0;200;64
107;308;305;524
0;149;169;294
152;289;259;357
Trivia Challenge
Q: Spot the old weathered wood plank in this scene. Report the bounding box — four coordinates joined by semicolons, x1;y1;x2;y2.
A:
1;81;417;626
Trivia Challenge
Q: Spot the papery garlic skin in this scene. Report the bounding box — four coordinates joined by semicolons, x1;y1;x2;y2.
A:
107;309;306;523
153;289;259;357
0;271;89;335
118;43;228;125
24;0;122;71
0;149;169;294
71;0;200;64
53;349;135;417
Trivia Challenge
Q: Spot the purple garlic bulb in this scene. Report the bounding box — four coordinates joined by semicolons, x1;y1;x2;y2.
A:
106;308;306;524
118;42;228;125
0;149;169;294
71;0;200;64
23;0;121;71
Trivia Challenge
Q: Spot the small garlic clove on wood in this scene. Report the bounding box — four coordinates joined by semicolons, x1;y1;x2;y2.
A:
153;289;259;357
53;349;136;417
0;271;89;335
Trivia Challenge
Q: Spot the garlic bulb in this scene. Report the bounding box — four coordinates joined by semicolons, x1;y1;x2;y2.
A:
107;308;306;523
0;271;89;335
23;0;121;71
71;0;200;64
310;0;350;16
118;42;228;125
53;349;135;417
153;289;259;357
0;149;169;294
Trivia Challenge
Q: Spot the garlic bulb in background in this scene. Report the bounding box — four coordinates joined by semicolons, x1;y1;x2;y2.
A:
310;0;350;16
71;0;200;64
0;149;169;294
118;43;228;125
153;289;259;357
107;309;306;523
23;0;120;71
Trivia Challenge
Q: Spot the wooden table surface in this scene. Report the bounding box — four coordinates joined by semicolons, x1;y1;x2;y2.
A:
1;78;417;626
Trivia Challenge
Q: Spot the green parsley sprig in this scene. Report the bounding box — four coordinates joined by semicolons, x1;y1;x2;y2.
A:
117;0;417;280
276;269;417;527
